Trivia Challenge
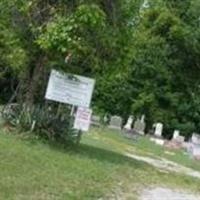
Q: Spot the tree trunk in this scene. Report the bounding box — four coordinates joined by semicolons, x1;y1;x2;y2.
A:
25;55;47;107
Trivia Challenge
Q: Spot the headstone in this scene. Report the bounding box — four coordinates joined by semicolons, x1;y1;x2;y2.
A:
192;144;200;160
175;135;185;143
153;123;163;137
103;115;109;125
165;133;185;150
188;143;200;160
189;133;200;160
109;116;122;130
133;118;146;135
141;114;145;123
91;115;101;126
191;133;200;145
173;130;180;140
124;115;134;131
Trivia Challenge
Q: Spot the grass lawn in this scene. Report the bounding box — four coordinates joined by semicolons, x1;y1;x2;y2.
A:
0;127;199;200
83;127;200;172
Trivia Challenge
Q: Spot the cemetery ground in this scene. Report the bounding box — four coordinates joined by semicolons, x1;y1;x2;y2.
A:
0;128;200;200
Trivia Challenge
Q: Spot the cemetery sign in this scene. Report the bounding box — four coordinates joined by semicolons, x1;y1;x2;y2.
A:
45;70;95;108
74;107;92;132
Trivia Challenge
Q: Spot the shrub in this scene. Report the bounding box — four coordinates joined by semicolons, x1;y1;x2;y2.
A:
2;103;82;144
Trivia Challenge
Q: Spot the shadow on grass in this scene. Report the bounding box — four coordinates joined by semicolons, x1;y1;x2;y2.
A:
7;130;151;170
48;141;149;169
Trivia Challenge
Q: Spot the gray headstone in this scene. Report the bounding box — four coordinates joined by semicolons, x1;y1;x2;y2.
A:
109;116;122;130
189;143;200;160
175;135;185;143
134;118;146;135
191;133;200;145
192;144;200;160
91;115;101;126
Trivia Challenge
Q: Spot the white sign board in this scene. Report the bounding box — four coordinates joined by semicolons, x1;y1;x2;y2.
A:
45;70;95;108
74;107;92;132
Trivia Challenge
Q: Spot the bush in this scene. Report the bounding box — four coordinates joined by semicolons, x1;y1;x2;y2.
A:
2;103;82;144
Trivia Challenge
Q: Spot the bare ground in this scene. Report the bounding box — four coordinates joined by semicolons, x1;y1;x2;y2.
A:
140;187;200;200
126;153;200;179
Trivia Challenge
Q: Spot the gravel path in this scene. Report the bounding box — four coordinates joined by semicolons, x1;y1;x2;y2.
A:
140;187;200;200
126;153;200;179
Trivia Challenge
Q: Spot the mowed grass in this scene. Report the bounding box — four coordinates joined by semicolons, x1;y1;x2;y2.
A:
0;128;200;200
84;128;200;172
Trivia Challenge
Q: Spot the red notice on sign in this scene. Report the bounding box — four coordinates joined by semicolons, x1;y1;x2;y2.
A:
74;107;92;132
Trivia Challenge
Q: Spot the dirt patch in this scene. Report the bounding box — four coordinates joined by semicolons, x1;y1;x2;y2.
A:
140;187;200;200
126;153;200;179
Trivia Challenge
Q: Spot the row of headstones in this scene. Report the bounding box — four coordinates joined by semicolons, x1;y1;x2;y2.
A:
91;114;200;160
108;115;165;137
108;115;200;143
91;114;200;145
108;115;145;134
91;114;199;140
92;114;163;137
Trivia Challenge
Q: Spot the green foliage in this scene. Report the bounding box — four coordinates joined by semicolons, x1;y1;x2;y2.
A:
37;4;106;55
2;104;81;144
1;0;200;139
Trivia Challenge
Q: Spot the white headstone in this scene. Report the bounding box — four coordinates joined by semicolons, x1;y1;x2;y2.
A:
141;115;145;123
173;130;180;140
124;116;134;131
154;123;163;137
109;116;122;130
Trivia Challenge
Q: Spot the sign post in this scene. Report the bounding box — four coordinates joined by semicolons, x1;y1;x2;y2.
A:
45;69;95;132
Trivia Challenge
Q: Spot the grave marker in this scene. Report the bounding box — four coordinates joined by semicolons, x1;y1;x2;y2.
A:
109;116;122;130
91;115;101;126
133;118;146;135
173;130;180;140
153;123;163;137
191;133;200;145
124;116;134;131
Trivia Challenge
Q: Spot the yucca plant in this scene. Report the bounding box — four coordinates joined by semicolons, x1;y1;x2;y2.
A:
2;103;82;144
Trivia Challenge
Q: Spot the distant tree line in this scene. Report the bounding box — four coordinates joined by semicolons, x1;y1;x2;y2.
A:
0;0;200;138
